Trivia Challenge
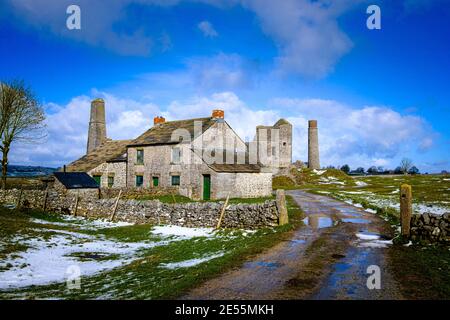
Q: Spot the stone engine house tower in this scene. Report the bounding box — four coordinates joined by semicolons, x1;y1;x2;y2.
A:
308;120;320;169
255;119;292;171
87;98;107;154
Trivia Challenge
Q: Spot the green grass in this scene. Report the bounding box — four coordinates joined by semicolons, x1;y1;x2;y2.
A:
216;196;275;204
0;195;304;299
273;169;449;220
3;177;46;190
389;244;450;299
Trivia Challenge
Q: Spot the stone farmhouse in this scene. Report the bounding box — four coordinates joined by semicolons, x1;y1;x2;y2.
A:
66;99;293;200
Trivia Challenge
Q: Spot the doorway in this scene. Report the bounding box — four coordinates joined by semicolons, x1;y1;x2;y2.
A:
203;175;211;200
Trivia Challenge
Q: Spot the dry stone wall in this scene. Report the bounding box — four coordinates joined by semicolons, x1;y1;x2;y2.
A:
410;213;450;244
0;189;281;229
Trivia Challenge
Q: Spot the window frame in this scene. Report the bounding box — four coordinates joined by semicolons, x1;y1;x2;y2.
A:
136;149;144;165
135;175;144;187
107;176;114;188
171;147;181;164
171;175;180;186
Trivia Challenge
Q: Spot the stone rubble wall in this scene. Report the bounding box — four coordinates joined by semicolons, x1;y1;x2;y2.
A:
0;189;281;229
410;213;450;244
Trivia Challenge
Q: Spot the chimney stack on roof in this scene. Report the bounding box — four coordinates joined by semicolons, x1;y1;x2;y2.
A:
212;109;225;119
154;116;166;125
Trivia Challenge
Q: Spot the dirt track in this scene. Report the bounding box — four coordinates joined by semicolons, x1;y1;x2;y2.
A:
184;190;403;300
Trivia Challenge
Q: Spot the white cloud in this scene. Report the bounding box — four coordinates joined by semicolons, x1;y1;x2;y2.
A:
269;97;436;168
198;20;218;37
10;93;160;167
108;53;259;98
239;0;358;77
6;0;154;56
9;92;437;171
5;0;360;76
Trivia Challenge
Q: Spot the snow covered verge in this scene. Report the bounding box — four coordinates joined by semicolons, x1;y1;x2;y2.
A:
333;192;449;216
0;215;229;290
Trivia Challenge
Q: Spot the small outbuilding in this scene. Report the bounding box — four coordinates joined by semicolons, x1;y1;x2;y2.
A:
53;172;100;199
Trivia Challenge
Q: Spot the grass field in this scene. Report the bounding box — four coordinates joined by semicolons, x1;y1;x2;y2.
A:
273;168;450;299
275;168;450;222
0;196;303;299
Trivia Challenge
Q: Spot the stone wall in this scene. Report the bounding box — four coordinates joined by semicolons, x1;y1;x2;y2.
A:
410;213;450;244
0;189;281;229
88;161;127;188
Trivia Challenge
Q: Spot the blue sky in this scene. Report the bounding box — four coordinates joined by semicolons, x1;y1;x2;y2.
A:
0;0;449;172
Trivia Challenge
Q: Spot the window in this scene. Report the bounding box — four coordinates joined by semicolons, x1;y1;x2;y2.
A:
171;175;180;186
108;176;114;188
136;175;143;187
136;149;144;165
93;175;101;186
283;142;287;146
172;147;181;164
271;146;276;156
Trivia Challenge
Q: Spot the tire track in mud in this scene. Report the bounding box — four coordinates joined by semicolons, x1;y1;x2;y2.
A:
183;190;403;300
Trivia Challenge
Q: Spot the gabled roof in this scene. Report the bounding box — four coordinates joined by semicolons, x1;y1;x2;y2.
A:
128;117;217;147
66;140;131;172
274;118;291;127
54;172;99;189
192;148;263;173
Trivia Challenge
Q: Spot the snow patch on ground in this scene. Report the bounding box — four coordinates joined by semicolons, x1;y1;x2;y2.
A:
159;252;225;270
356;233;379;241
344;200;363;208
313;169;326;175
355;181;368;187
31;216;134;230
0;231;161;290
355;233;393;248
151;225;216;239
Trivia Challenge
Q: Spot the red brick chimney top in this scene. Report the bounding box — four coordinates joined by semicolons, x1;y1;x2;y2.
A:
154;116;166;125
309;120;318;128
212;109;224;119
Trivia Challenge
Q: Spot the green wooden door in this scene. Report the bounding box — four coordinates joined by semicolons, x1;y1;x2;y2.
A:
203;175;211;200
153;176;159;187
93;175;101;186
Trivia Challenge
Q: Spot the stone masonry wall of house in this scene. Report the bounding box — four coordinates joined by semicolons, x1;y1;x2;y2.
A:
0;189;281;229
88;161;127;188
410;213;450;244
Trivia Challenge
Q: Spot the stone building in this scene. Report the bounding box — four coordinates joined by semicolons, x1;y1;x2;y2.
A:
66;99;294;200
53;172;100;200
254;119;292;173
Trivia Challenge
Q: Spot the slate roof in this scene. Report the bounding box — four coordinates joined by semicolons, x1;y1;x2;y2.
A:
54;172;99;189
274;118;291;127
128;117;217;147
66;140;131;172
192;148;263;173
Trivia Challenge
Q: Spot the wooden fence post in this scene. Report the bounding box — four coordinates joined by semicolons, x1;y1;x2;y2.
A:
276;189;289;226
73;191;80;217
216;194;230;229
42;187;49;211
16;188;23;210
110;190;122;221
400;184;412;237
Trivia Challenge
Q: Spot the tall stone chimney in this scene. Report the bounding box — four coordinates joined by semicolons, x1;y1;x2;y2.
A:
87;98;107;154
308;120;320;169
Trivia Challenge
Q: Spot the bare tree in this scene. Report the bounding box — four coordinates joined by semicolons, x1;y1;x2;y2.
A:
0;80;46;189
400;158;413;175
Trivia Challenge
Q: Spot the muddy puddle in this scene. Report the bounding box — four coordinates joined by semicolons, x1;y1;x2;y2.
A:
303;216;334;229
